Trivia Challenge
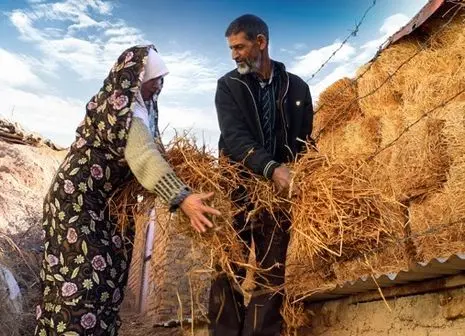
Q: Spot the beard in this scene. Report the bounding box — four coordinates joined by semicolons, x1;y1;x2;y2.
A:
236;55;261;75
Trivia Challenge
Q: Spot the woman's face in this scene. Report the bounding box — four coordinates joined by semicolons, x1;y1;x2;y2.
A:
141;76;164;100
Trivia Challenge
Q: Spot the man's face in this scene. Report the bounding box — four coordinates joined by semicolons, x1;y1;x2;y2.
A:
141;76;163;101
227;32;264;75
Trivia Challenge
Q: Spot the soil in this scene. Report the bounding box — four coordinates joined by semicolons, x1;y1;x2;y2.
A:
0;140;66;235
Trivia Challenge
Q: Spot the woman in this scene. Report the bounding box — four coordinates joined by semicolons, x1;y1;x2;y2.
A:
34;45;220;335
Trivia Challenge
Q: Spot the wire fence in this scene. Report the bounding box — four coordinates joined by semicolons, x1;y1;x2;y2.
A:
313;2;462;141
305;0;378;83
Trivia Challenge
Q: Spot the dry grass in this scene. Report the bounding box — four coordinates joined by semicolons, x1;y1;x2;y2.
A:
314;77;362;138
0;233;42;336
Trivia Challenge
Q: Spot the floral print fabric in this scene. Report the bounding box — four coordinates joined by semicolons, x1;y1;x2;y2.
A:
35;45;155;336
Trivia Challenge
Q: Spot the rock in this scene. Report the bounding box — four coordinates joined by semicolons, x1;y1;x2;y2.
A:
0;264;23;335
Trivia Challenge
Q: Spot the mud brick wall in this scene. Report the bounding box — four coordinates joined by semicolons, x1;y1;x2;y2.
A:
122;206;211;323
121;210;149;314
146;211;211;323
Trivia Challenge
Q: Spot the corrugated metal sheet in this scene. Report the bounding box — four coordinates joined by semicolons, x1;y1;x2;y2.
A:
305;253;465;302
381;0;446;50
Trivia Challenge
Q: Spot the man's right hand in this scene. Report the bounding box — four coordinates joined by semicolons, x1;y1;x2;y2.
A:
271;165;291;194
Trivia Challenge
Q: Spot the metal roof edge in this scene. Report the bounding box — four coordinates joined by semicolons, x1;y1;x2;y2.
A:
304;253;465;302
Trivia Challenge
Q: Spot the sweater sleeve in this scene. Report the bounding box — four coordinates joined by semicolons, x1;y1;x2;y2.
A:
125;116;191;211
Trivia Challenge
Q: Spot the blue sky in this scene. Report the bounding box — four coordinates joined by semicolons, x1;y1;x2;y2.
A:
0;0;427;148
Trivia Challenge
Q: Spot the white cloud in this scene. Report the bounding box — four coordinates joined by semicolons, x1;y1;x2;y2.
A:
7;1;147;80
355;13;411;65
280;48;294;54
162;52;221;96
293;43;307;50
380;13;410;36
0;86;84;147
289;42;356;78
292;13;411;99
280;42;308;55
0;48;45;88
9;10;43;42
7;0;222;92
4;0;223;148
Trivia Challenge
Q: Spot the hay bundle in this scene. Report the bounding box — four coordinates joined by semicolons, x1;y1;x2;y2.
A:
356;38;421;118
317;115;382;160
115;137;411;301
113;136;253;287
394;13;465;118
367;117;451;201
351;10;465;202
314;77;362;137
290;154;404;262
331;245;410;284
409;157;465;262
298;7;465;294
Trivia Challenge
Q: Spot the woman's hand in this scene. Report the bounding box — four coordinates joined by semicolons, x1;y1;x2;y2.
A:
179;192;221;233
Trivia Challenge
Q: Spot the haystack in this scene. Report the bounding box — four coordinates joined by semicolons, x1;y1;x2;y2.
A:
356;38;420;118
314;77;362;138
317;115;382;160
294;4;465;295
409;159;465;262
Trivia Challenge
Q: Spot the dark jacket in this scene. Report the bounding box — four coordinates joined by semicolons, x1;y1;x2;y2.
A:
215;60;314;179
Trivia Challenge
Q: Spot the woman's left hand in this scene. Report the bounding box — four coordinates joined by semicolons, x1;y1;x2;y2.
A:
179;192;221;233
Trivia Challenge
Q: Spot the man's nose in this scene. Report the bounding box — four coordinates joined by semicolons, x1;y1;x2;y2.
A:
232;50;239;61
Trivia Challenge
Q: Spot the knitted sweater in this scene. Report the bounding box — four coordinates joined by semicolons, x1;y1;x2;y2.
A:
125;117;190;210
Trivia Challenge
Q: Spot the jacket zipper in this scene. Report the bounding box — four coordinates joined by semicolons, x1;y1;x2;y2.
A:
279;72;294;161
230;77;265;145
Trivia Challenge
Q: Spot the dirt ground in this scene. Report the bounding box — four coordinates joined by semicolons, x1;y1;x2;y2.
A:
120;314;209;336
0;140;66;234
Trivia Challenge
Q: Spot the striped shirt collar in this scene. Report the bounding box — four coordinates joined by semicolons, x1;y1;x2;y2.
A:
254;62;276;88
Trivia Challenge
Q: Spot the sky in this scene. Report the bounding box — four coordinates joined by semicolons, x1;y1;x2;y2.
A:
0;0;428;149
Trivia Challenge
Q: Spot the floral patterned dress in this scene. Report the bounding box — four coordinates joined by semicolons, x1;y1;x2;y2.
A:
35;45;154;336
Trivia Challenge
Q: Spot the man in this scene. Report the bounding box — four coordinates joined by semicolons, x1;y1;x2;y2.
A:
209;14;314;336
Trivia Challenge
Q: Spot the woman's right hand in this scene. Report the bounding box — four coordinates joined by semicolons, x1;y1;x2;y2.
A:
179;192;221;233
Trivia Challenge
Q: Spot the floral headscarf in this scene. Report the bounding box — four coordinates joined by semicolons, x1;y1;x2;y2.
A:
72;44;157;160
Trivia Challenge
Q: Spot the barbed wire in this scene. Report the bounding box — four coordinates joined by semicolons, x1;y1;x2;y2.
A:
367;86;465;161
314;4;461;140
305;0;378;83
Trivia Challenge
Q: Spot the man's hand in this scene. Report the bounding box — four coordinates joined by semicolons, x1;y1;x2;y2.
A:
179;192;221;233
271;165;291;194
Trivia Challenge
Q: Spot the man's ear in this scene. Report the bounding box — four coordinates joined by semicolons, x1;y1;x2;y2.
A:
257;34;268;51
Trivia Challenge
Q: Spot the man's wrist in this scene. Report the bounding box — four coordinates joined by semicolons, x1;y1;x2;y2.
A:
265;161;281;179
